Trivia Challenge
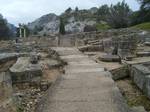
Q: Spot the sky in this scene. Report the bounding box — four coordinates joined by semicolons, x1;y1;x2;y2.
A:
0;0;140;26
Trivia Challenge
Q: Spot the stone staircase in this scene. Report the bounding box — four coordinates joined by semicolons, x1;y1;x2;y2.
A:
39;47;132;112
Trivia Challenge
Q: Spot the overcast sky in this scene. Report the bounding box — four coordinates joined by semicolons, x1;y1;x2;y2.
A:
0;0;140;26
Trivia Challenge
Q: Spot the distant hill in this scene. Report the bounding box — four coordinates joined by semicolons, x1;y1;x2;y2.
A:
27;7;99;35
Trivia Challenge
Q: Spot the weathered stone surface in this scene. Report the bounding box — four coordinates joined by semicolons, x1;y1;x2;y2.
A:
0;72;15;112
78;45;103;52
10;57;42;83
144;42;150;46
36;47;132;112
132;65;150;90
0;53;17;63
99;54;120;62
111;65;129;80
145;75;150;98
39;59;61;68
0;53;29;63
131;64;150;99
132;106;146;112
132;64;150;90
30;53;40;64
137;51;150;57
0;72;12;102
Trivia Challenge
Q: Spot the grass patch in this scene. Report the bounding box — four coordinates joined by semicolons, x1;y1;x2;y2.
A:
131;22;150;30
96;23;111;30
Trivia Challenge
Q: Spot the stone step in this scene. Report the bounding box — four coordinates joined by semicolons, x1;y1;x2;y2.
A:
66;68;105;74
39;47;132;112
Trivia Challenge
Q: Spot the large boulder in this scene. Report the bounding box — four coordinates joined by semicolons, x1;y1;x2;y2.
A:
10;57;42;83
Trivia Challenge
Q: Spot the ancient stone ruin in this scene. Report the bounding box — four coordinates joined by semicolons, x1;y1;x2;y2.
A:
0;28;150;112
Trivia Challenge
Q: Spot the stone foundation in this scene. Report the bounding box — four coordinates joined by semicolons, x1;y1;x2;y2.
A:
0;72;15;112
131;63;150;99
10;57;42;83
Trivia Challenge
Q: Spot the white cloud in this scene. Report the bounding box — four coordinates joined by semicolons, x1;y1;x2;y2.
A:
0;0;140;26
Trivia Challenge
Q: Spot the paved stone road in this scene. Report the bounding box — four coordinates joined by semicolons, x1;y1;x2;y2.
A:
40;47;132;112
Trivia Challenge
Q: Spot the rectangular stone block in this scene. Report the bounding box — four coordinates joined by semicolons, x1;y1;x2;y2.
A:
132;64;150;90
10;57;42;83
145;75;150;98
0;72;12;103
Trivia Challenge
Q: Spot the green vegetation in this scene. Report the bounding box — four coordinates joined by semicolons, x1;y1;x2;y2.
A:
96;23;111;30
131;0;150;25
59;18;66;35
131;22;150;30
108;1;132;28
96;5;109;22
0;14;10;40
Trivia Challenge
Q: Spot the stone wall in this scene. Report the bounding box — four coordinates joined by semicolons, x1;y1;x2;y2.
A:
0;72;15;112
111;65;129;80
26;28;141;47
131;63;150;99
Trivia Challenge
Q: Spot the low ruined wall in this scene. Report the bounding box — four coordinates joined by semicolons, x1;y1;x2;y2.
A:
131;64;150;99
111;65;129;81
26;29;141;47
0;72;15;112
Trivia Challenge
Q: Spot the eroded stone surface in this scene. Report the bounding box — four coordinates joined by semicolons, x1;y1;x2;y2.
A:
36;47;132;112
10;57;42;83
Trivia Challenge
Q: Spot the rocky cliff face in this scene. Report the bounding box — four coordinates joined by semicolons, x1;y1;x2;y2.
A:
28;13;60;34
27;8;97;35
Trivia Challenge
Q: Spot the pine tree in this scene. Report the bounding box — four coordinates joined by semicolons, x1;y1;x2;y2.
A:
59;18;65;35
108;0;132;28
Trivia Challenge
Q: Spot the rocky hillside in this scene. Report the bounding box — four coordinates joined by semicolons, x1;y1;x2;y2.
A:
27;8;98;35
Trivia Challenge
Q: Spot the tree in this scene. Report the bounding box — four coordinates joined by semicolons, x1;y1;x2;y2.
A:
136;0;150;23
59;18;65;35
138;0;150;10
97;5;109;22
107;0;132;28
65;7;72;13
0;14;10;40
75;7;79;12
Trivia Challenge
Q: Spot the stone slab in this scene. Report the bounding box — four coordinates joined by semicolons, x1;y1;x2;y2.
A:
10;57;42;83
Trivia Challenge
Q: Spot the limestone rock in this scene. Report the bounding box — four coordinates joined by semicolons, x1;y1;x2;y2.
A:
99;54;120;62
10;57;42;83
